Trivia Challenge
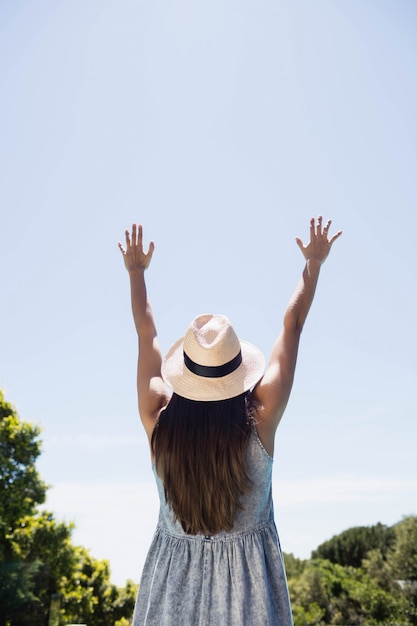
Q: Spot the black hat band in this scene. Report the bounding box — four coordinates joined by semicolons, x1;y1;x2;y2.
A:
183;350;242;378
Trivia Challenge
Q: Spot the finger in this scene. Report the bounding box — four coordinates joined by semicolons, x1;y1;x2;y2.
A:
316;215;323;236
309;217;315;239
295;237;304;250
147;240;155;260
329;230;343;245
323;219;332;236
125;229;131;248
118;242;126;255
131;223;137;247
138;224;143;249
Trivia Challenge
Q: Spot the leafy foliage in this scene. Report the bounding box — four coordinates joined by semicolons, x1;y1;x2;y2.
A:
0;390;137;626
390;516;417;582
311;522;396;568
286;516;417;625
0;391;47;544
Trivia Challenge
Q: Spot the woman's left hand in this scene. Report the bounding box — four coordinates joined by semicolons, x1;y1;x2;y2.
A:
295;215;342;265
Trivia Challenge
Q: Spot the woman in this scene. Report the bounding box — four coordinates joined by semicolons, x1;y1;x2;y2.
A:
118;216;342;626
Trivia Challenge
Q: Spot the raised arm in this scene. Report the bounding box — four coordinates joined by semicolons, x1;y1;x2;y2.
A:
118;224;170;443
253;216;342;455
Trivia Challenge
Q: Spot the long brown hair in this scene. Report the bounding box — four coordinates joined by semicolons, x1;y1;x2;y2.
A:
151;392;254;535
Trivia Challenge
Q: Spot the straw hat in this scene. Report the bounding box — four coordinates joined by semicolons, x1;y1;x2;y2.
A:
162;314;265;401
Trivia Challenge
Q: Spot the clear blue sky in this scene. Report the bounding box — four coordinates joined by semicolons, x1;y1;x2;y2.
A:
1;0;416;585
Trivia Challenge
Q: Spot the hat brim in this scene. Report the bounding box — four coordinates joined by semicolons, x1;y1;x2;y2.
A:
162;337;265;402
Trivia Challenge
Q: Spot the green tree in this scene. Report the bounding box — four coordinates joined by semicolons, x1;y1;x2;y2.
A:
0;390;137;625
389;516;417;624
288;558;406;625
0;391;47;547
312;522;396;568
8;510;76;616
0;391;49;623
8;520;137;626
0;558;45;625
284;552;306;579
390;516;417;582
362;548;394;591
60;546;136;626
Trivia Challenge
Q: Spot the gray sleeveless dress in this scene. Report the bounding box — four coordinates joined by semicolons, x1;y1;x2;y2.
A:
133;428;293;625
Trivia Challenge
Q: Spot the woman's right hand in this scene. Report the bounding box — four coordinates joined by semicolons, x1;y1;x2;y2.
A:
118;224;155;273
